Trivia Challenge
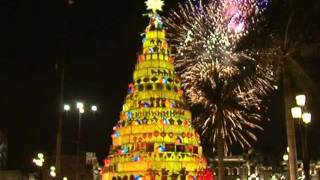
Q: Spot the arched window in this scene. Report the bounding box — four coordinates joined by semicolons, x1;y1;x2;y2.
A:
173;86;178;92
156;83;163;90
143;77;149;82
138;85;144;91
233;168;239;175
224;168;229;176
146;84;153;90
166;85;171;91
151;77;158;82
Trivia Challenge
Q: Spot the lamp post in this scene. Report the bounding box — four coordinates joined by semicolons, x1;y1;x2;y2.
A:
62;102;98;180
282;148;289;179
32;153;45;179
291;94;311;180
75;102;97;180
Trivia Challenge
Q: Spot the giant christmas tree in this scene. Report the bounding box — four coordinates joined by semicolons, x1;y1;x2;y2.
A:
101;1;209;179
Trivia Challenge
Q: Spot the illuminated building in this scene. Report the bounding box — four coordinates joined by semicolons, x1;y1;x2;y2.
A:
101;0;209;179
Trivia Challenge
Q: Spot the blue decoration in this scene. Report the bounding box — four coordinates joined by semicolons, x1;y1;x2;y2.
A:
133;155;141;162
162;78;168;84
135;175;142;180
142;37;146;43
144;102;150;107
162;118;170;125
127;112;133;119
113;131;120;138
158;145;166;152
121;147;129;154
128;87;134;94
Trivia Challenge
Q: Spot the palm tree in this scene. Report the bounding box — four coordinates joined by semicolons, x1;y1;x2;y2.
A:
252;1;319;179
166;3;275;179
270;0;319;179
239;0;320;178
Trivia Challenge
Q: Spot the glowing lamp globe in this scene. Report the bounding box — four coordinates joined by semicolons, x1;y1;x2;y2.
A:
91;105;98;112
64;104;70;111
295;94;306;107
37;153;44;159
76;102;84;109
50;171;56;177
50;166;55;171
302;112;311;124
291;107;302;119
79;108;85;114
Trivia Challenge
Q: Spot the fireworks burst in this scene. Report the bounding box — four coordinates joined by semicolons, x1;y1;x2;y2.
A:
165;0;275;151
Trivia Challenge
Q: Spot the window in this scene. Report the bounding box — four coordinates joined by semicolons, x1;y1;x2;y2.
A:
129;175;134;180
143;77;149;82
165;144;175;152
193;146;198;154
233;168;238;175
138;85;144;91
146;143;154;152
176;145;185;152
166;85;171;91
156;83;163;90
173;86;178;92
146;84;153;90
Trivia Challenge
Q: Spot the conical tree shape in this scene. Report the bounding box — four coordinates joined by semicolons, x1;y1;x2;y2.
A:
101;4;208;180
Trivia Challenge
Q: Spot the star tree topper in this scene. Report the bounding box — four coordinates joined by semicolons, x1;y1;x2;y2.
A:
145;0;164;13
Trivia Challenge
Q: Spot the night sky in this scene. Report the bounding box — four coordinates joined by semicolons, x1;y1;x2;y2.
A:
1;0;320;170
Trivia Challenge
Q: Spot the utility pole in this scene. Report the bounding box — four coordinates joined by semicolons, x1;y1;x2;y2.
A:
55;63;64;179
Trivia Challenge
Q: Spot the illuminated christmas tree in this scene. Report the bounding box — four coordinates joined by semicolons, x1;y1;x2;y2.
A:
101;0;209;179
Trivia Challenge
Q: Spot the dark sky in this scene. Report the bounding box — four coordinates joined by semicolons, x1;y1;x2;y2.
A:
1;0;320;170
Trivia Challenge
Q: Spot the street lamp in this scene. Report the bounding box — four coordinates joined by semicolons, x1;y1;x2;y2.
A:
296;94;306;107
282;149;289;179
302;112;311;124
79;108;85;114
283;154;289;161
75;102;97;180
291;94;311;180
64;104;70;111
76;102;84;110
62;102;98;180
50;166;56;177
291;107;302;119
91;105;97;112
33;153;45;167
